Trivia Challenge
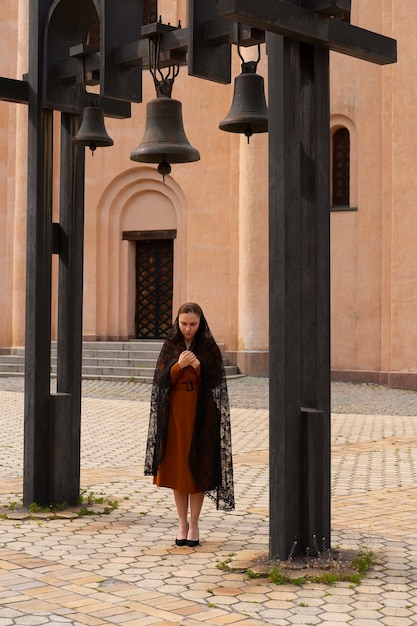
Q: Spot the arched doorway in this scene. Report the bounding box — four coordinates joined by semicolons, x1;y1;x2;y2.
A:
95;167;188;341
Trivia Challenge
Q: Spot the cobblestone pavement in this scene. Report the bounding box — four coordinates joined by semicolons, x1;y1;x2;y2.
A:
2;375;417;414
0;376;417;625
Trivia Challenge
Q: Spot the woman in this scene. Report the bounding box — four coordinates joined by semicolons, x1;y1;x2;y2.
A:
145;302;234;547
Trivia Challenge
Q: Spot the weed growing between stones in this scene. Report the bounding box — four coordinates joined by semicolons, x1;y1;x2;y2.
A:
0;490;119;521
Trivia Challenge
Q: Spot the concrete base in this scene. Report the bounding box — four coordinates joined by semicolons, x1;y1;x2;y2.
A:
224;350;269;378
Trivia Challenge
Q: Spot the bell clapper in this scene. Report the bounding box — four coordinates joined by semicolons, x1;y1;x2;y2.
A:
245;127;253;144
158;160;171;182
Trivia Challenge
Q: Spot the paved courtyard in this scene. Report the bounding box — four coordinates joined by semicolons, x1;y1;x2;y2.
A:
1;376;417;625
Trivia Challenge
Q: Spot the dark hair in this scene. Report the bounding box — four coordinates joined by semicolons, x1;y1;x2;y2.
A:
177;302;203;318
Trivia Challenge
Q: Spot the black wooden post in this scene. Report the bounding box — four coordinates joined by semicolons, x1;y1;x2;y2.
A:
23;0;54;506
268;33;331;559
48;113;86;504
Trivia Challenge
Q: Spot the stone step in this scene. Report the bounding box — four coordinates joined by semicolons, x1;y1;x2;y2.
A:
12;341;165;358
0;341;242;381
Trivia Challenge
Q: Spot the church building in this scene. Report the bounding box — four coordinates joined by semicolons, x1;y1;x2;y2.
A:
0;1;415;388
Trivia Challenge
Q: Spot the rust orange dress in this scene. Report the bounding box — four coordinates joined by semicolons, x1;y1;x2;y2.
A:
154;362;201;493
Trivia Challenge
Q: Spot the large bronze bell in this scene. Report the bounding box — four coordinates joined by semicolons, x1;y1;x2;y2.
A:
219;61;268;143
72;106;114;152
130;97;200;179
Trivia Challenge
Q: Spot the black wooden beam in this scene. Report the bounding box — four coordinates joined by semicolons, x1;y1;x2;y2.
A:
218;0;397;65
0;77;29;104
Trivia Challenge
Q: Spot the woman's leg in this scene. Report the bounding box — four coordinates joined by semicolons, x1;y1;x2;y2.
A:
173;490;189;539
188;492;204;542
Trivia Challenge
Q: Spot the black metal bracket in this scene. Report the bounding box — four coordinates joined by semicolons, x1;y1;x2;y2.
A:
188;0;265;84
315;0;351;17
51;223;62;255
0;77;29;104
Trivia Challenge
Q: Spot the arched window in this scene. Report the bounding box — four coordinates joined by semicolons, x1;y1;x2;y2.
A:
332;127;350;207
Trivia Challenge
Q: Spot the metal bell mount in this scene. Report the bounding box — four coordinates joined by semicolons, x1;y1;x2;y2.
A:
130;28;200;180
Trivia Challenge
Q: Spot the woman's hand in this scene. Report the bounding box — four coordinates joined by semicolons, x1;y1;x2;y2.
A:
178;350;200;369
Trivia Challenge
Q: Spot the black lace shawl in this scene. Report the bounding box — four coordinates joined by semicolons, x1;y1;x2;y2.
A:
144;314;235;511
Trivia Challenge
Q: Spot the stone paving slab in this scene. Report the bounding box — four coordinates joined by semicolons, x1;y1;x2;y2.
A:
0;379;417;625
1;376;417;415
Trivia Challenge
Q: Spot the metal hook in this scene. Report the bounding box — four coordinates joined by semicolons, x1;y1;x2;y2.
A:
148;35;180;98
237;24;261;68
79;44;99;107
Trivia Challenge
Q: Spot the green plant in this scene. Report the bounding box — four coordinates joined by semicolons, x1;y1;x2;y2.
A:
78;507;95;516
216;557;233;571
28;501;67;513
268;566;290;585
78;490;118;514
246;568;263;579
351;549;375;574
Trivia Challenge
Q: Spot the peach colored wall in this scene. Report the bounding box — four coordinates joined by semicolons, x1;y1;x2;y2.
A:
0;1;27;348
388;1;417;373
330;0;392;374
329;0;417;383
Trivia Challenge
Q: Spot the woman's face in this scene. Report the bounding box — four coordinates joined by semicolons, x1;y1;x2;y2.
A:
179;312;200;343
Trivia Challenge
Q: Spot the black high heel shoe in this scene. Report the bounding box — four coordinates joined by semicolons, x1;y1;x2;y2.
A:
186;529;199;547
175;537;187;546
186;537;199;547
175;523;189;546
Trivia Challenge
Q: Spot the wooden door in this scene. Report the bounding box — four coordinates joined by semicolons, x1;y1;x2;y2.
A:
136;239;173;339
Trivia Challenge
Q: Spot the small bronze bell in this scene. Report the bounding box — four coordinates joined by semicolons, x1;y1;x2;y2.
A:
219;61;268;143
72;106;114;153
130;97;200;179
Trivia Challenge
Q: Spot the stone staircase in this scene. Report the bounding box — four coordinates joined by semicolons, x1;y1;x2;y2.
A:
0;340;242;383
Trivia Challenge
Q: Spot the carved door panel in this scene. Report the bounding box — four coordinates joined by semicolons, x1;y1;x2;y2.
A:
136;239;173;339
